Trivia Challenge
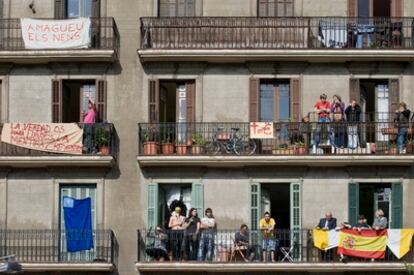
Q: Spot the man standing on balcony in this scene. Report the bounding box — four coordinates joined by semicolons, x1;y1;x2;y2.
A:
312;94;331;153
83;98;97;154
259;212;276;262
197;208;216;262
394;102;411;154
316;212;337;261
345;100;362;150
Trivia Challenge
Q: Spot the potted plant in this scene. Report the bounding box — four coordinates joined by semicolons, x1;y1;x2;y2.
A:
406;139;413;154
191;132;207;155
272;144;288;155
387;141;398;155
295;140;306;155
161;137;174;155
94;126;111;155
175;142;188;155
142;127;159;155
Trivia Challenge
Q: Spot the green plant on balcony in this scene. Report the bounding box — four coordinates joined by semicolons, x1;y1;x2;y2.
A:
405;262;414;274
387;141;398;155
94;126;111;155
295;139;306;155
142;127;159;155
191;132;207;155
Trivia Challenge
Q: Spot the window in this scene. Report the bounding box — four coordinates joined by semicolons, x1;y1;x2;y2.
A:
54;0;100;19
52;79;107;123
258;0;294;17
159;0;195;17
60;185;97;261
259;81;290;122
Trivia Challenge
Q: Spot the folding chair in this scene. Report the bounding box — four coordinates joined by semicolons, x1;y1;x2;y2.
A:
280;239;297;262
230;237;248;262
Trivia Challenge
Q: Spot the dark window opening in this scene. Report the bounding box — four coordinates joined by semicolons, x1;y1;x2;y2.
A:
374;0;391;17
62;80;96;123
359;183;391;226
261;183;290;230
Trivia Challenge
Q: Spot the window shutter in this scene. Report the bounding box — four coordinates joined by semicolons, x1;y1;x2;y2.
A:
348;0;358;17
250;182;261;231
389;79;399;113
96;80;107;122
149;79;160;124
52;80;62;123
249;77;260;122
159;0;176;17
185;0;195;16
290;182;302;261
92;0;100;18
147;183;159;229
185;81;195;123
191;182;204;216
258;0;268;17
349;78;360;103
391;182;403;229
54;0;66;19
391;0;403;17
290;78;301;122
348;182;359;226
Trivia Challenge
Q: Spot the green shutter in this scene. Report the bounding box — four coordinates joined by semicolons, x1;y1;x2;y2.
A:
391;182;403;229
191;182;204;216
147;183;159;229
250;182;261;231
348;182;359;226
290;182;302;261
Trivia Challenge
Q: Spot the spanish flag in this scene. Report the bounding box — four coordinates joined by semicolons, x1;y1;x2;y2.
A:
337;229;387;259
387;229;414;259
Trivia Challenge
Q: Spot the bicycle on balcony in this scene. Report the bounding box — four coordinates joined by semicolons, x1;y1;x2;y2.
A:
207;127;256;156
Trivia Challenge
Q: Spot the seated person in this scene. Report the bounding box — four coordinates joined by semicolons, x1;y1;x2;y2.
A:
145;226;169;261
234;224;256;262
353;215;371;232
372;209;388;230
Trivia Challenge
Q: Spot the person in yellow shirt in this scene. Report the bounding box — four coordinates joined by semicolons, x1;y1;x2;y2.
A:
259;212;276;262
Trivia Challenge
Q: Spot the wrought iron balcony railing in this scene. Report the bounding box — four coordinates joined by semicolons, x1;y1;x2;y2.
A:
0;17;119;55
137;228;414;263
0;229;118;264
138;121;414;156
140;17;414;50
0;123;118;158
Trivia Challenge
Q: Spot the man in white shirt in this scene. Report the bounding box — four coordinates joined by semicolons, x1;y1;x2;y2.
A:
197;208;216;261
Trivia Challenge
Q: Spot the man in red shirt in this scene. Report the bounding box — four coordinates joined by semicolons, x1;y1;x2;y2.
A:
312;94;331;151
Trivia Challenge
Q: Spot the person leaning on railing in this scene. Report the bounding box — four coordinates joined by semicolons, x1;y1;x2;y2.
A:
259;212;276;262
168;207;185;261
82;97;97;154
372;209;388;230
394;102;411;154
145;226;169;261
315;212;337;262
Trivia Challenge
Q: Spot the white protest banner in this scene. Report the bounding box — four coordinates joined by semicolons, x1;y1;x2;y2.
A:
20;18;91;49
250;122;274;139
1;123;83;155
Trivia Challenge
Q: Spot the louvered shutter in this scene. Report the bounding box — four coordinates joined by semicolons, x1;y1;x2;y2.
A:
149;79;160;124
191;182;204;216
159;0;176;17
391;182;403;228
349;78;360;103
54;0;66;19
389;79;400;113
348;0;358;17
348;182;359;226
249;77;260;122
96;80;107;122
290;78;301;122
52;80;62;122
391;0;403;17
147;183;159;229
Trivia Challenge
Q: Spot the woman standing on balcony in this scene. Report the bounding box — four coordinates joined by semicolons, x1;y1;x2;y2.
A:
345;100;362;150
394;102;411;154
83;98;97;154
183;208;200;261
330;95;345;149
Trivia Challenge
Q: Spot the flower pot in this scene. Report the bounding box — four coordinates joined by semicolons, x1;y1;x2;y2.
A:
388;147;398;155
99;146;110;155
272;149;284;155
161;143;174;155
192;145;204;155
143;142;158;155
176;144;188;155
370;143;376;154
382;128;398;135
406;144;413;154
296;146;306;155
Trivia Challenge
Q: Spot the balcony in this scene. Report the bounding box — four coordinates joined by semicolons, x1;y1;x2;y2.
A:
137;120;414;167
0;229;117;272
0;17;119;64
136;229;414;273
0;123;118;167
139;17;414;63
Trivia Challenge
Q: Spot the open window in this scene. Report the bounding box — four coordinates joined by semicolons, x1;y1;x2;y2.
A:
258;0;294;17
52;79;107;123
348;0;402;17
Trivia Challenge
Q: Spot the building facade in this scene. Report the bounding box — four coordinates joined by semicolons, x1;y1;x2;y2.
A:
0;0;414;275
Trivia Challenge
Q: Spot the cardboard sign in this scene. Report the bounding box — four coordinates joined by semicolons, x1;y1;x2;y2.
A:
250;122;274;139
21;18;91;49
1;123;83;155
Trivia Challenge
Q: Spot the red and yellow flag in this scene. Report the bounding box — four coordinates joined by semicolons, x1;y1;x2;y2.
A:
337;229;387;259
